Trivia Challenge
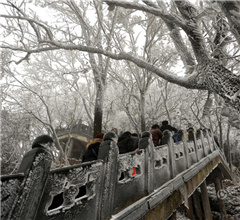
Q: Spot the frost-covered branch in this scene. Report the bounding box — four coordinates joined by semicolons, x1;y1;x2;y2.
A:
143;0;196;69
218;1;240;46
6;72;67;163
0;14;53;40
104;0;187;28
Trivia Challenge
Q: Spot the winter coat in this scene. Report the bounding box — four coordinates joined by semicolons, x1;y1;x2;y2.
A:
82;138;102;162
132;136;139;149
172;133;178;142
150;129;163;147
117;132;135;154
138;131;150;150
160;124;178;133
185;128;196;141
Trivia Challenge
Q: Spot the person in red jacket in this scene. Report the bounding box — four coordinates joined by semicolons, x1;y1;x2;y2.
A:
150;124;163;147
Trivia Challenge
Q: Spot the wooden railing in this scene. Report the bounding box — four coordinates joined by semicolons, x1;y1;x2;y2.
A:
1;129;230;220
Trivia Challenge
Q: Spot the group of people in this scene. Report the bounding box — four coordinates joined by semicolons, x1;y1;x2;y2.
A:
150;120;178;146
82;130;140;162
82;120;179;163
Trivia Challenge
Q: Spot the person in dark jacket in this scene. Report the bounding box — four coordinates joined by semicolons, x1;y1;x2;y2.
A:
139;132;150;150
18;135;54;175
132;133;139;150
150;124;163;147
185;127;196;141
160;120;178;133
160;120;178;142
32;134;54;149
117;131;135;154
82;132;104;162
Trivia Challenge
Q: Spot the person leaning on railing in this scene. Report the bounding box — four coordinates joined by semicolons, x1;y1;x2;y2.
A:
117;131;137;154
82;132;104;162
160;120;179;142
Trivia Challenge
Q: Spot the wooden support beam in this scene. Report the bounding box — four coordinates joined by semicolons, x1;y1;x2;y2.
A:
192;190;203;220
214;178;228;220
200;181;212;220
186;196;194;219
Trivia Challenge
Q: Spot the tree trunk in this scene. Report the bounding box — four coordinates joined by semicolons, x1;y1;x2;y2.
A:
140;91;146;132
197;61;240;113
93;85;104;138
216;108;223;149
226;122;232;171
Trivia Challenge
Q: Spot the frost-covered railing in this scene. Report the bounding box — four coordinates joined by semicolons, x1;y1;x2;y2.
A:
1;129;221;220
1;147;52;220
37;160;104;219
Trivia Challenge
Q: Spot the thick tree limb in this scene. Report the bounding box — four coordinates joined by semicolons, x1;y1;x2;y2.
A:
218;1;240;46
104;0;209;64
143;0;196;69
202;91;213;118
104;0;187;28
2;41;202;89
173;0;210;64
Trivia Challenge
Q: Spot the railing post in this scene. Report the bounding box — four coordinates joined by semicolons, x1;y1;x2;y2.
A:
97;131;119;220
202;129;211;154
146;132;155;194
162;130;176;179
7;147;52;220
139;131;154;194
197;129;207;157
189;129;199;161
207;129;217;151
178;130;190;169
204;129;213;153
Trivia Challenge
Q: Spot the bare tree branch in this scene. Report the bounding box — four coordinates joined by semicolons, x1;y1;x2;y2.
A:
104;0;187;28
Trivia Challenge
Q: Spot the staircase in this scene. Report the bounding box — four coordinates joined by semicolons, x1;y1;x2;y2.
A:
1;129;231;220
